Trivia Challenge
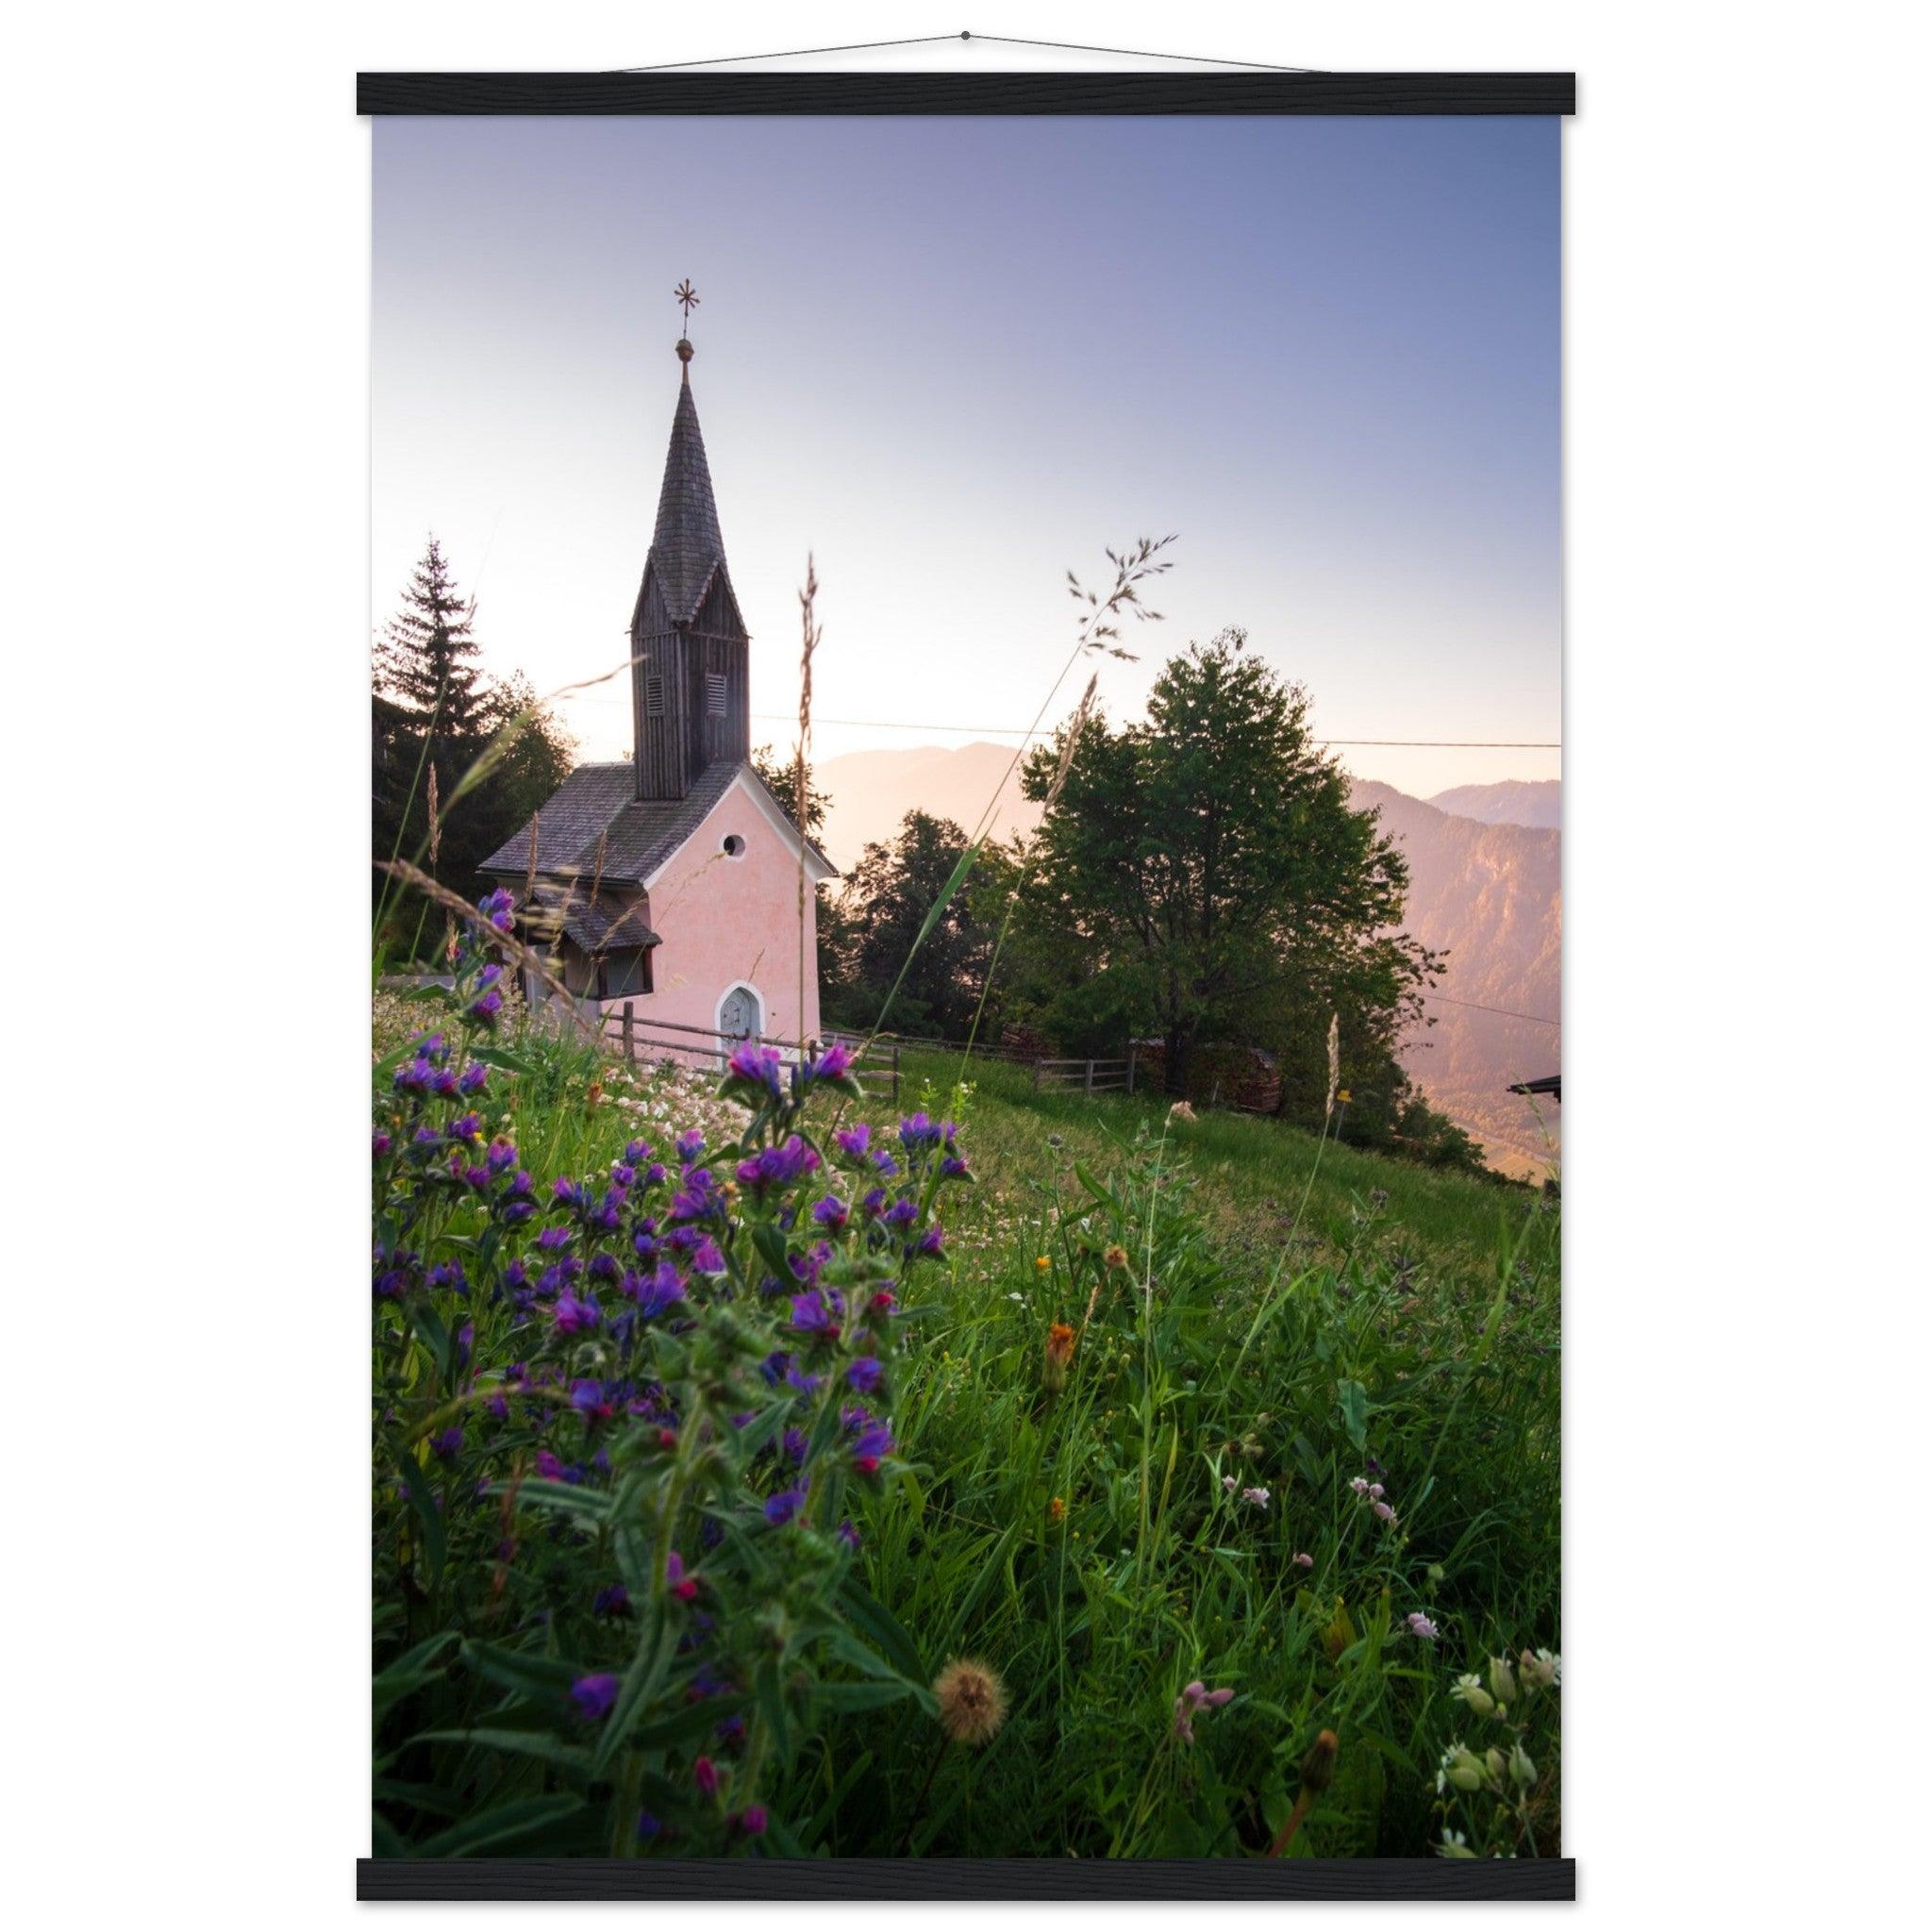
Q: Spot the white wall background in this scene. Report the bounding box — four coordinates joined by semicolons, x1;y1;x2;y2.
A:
6;5;1925;1926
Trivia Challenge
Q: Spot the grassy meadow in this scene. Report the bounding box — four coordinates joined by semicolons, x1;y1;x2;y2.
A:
373;982;1560;1862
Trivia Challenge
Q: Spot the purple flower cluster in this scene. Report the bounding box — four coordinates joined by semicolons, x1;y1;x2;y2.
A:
373;889;967;1851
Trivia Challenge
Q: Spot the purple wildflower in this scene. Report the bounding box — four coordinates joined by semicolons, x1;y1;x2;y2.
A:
725;1040;786;1100
571;1379;614;1422
763;1485;808;1526
666;1551;698;1601
789;1288;841;1338
669;1169;724;1222
553;1291;602;1336
804;1039;854;1085
1172;1678;1236;1743
846;1357;884;1394
736;1135;821;1193
846;1411;893;1475
624;1259;685;1320
571;1674;620;1723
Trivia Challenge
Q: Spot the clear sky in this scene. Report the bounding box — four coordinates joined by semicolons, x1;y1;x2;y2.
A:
372;115;1559;800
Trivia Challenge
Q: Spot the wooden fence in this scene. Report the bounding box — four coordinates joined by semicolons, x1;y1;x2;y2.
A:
1031;1050;1138;1097
605;1003;901;1108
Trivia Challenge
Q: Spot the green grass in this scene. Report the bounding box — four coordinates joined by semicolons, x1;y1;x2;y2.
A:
806;1049;1562;1857
893;1047;1535;1292
374;1010;1561;1859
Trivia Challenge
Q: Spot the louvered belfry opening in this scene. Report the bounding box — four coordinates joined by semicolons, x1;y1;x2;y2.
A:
631;346;750;802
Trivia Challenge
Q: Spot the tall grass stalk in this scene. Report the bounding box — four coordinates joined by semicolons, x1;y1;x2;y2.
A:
856;539;1174;1066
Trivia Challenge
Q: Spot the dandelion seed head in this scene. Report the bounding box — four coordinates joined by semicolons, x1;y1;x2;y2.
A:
932;1657;1008;1746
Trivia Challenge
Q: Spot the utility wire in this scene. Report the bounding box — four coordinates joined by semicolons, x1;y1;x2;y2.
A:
1417;991;1560;1028
558;691;1557;749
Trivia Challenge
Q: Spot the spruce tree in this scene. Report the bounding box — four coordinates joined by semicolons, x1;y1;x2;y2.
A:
376;536;487;744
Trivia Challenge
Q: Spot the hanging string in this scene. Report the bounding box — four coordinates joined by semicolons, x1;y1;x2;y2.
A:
961;32;1317;72
618;30;1320;75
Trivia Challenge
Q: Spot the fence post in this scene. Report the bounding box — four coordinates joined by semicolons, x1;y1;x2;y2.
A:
1032;1059;1042;1095
1085;1058;1094;1095
1126;1043;1136;1095
891;1042;901;1109
622;1001;634;1062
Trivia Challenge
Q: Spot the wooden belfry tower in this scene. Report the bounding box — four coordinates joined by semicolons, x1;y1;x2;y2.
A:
630;281;751;802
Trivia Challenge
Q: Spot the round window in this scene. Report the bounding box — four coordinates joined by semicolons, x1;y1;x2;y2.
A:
722;834;746;858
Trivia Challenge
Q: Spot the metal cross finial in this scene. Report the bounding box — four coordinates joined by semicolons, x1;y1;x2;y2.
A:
675;279;700;328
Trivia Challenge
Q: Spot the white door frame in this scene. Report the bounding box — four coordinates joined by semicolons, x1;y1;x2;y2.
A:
714;980;764;1060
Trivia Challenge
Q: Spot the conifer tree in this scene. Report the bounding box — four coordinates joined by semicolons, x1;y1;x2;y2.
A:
375;536;487;745
371;537;575;946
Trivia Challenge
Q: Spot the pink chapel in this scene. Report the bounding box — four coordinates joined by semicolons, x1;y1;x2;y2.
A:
481;324;837;1049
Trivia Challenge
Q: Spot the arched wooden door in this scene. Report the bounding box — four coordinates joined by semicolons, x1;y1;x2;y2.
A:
718;983;761;1044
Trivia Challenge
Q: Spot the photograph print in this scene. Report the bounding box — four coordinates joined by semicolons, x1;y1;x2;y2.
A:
370;103;1563;1879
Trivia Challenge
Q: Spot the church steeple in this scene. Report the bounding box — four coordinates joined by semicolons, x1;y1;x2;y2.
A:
631;292;749;802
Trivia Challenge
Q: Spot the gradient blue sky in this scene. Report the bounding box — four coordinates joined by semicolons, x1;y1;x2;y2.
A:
373;115;1558;799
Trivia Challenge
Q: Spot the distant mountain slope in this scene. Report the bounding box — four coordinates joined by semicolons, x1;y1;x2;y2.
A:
811;747;1560;1177
1348;780;1561;1176
816;741;1041;870
1426;778;1562;829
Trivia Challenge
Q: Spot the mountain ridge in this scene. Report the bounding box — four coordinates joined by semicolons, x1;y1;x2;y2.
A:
1426;777;1561;829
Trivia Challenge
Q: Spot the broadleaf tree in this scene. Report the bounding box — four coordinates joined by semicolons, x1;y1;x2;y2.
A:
1005;632;1453;1141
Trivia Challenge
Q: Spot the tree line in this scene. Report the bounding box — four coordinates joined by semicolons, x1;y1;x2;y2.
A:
368;551;1483;1170
815;632;1485;1172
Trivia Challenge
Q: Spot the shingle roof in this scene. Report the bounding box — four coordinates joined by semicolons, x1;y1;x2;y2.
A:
646;379;729;625
479;758;837;885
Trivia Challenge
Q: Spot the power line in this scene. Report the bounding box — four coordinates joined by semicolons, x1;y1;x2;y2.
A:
557;691;1557;750
1419;991;1560;1028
